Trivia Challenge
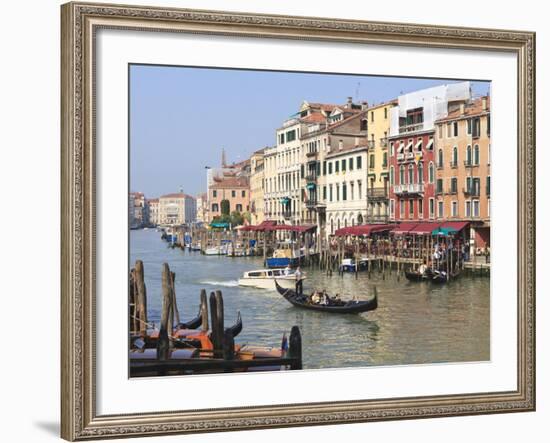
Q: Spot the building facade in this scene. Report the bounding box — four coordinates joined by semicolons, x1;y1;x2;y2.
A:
147;198;159;226
388;82;472;222
208;176;250;221
364;101;397;222
129;192;147;228
434;96;491;249
158;193;196;225
195;193;208;224
249;149;266;225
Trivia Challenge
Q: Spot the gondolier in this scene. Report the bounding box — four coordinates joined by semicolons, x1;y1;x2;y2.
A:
295;266;303;295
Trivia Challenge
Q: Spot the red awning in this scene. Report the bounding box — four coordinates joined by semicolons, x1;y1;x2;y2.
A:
334;224;393;237
391;223;419;235
270;224;316;233
409;222;444;235
439;221;469;232
239;220;278;232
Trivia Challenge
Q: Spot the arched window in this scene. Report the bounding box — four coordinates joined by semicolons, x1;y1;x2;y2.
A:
350;217;355;226
466;145;472;165
330;218;334;235
357;214;364;225
390;166;395;185
418;162;424;184
344;218;347;228
452;146;458;166
399;165;405;184
474;144;480;165
408;164;414;184
437;149;443;168
337;219;341;230
429;162;435;183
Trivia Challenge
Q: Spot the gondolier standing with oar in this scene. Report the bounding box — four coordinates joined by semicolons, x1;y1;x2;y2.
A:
295;266;303;295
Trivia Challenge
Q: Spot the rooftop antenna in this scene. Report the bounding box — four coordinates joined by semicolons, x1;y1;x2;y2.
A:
355;82;361;101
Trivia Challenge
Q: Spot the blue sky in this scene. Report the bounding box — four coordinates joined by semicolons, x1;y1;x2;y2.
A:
130;65;490;197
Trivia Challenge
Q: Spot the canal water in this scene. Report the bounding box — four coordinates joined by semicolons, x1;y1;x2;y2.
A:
130;229;490;370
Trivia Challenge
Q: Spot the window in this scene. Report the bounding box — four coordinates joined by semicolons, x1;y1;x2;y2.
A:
438;201;444;218
329;184;333;202
429;198;435;219
286;129;296;142
487;115;491;136
241;190;246;198
474;144;480;165
467;118;472;135
451;177;458;194
323;186;327;201
438;125;443;139
384;107;388;119
429;162;435;183
361;119;368;131
382;152;388;167
486;176;491;196
342;183;347;201
452;201;458;217
437;149;444;168
350;182;354;200
465;201;472;217
279;133;285;144
418;199;423;218
466;145;472;165
408;164;414;184
447;123;452;138
399;165;405;184
336;184;340;201
357;156;362;169
358;181;362;199
231;190;236;198
418;162;423;184
436;178;443;194
341;159;346;172
213;190;217;198
212;203;219;212
323;161;327;175
349;157;354;170
400;200;405;218
390;199;395;218
316;161;321;176
236;204;243;212
472;117;481;137
335;161;340;173
328;162;333;174
473;200;480;217
300;164;304;178
371;111;374;122
369;154;375;169
390;142;394;156
452;146;458;167
390;166;395;185
452;121;458;137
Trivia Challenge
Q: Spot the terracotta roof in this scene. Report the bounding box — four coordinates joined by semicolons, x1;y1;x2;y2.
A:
437;96;490;123
211;177;249;189
159;193;195;199
306;102;339;112
147;198;159;203
300;112;327;124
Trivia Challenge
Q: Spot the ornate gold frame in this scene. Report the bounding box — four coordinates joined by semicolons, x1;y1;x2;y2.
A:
61;2;536;440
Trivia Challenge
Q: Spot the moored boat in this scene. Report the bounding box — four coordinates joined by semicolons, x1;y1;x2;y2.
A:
275;281;378;314
238;268;306;290
339;257;369;272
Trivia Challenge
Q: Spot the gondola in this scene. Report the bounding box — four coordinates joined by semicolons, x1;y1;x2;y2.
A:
405;269;448;284
275;281;378;314
228;311;243;337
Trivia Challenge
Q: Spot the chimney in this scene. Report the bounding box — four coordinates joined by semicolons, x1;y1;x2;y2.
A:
338;140;343;151
347;96;353;107
482;97;488;111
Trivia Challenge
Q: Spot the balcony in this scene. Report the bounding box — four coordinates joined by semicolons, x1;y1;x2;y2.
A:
397;153;405;162
464;160;479;168
450;160;458;168
393;183;425;195
405;152;415;160
367;187;389;200
305;200;318;209
463;187;480;196
367;140;376;150
380;137;388;148
306;150;318;158
399;123;424;134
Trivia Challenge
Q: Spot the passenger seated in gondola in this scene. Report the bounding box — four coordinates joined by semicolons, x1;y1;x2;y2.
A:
418;259;428;276
311;291;321;304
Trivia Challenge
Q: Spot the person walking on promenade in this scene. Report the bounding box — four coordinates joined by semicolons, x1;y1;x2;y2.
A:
295;266;303;295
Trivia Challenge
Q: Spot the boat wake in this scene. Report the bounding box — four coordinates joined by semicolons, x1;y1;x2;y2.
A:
198;279;239;287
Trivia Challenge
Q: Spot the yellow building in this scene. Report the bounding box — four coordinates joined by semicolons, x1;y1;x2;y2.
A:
364;100;397;222
249;149;266;225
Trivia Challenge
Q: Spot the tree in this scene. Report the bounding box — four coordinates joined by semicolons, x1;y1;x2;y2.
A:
220;199;230;216
230;210;244;227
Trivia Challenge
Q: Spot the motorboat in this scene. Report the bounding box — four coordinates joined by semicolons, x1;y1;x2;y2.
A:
238;268;305;290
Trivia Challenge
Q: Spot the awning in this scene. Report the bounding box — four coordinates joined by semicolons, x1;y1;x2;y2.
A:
409;222;443;235
434;221;470;235
426;139;434;150
281;197;290;205
210;222;230;229
415;139;423;150
306;183;316;190
270;224;317;233
406;141;413;152
391;222;419;235
397;142;405;153
334;224;393;237
239;220;278;232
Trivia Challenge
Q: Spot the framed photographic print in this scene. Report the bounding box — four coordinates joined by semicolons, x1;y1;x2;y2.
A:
61;1;536;440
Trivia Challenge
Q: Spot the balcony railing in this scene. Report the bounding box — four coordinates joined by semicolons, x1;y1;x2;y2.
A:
306;150;318;158
393;183;425;194
463;187;480;196
450;160;458;168
305;200;318;209
367;187;389;199
367;140;375;149
397;153;405;161
399;123;424;134
305;174;317;182
380;137;388;148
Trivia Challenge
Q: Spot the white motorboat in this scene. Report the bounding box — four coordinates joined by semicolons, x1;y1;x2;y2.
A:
204;245;228;255
238;268;306;290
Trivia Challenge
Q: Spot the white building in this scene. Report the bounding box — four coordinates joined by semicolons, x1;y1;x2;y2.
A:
158;193;196;225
